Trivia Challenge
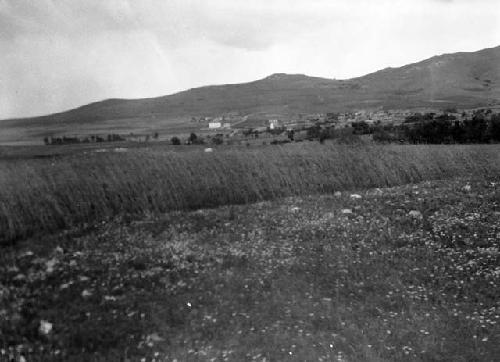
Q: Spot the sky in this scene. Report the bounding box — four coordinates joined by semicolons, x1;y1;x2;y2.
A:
1;0;499;119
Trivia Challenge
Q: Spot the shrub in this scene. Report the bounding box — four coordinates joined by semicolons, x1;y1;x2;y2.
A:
212;135;223;145
489;114;500;141
188;133;198;144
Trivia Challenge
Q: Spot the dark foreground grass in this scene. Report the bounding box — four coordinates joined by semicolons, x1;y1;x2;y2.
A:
1;177;499;361
1;143;500;245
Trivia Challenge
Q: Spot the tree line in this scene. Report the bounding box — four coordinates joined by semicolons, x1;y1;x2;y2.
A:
355;109;500;144
44;133;159;145
170;133;225;146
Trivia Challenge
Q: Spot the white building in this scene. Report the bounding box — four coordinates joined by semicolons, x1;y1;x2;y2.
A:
208;122;221;129
269;119;280;130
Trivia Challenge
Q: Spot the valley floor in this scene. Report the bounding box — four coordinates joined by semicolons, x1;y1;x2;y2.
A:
1;177;499;361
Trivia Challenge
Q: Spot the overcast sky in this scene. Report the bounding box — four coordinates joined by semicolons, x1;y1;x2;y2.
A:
1;0;499;119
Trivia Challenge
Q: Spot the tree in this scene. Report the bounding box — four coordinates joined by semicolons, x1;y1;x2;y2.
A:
188;133;198;144
489;114;500;141
306;124;322;139
451;121;466;143
463;117;488;143
171;136;181;145
243;128;254;137
212;134;223;145
351;121;372;135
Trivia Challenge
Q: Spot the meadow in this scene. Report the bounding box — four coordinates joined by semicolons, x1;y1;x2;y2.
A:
1;143;500;245
1;177;498;360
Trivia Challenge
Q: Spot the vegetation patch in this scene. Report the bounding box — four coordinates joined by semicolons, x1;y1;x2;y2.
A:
1;144;499;244
1;177;499;360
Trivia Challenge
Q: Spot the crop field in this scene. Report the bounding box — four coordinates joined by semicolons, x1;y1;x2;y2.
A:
1;143;500;245
0;143;499;361
1;176;499;361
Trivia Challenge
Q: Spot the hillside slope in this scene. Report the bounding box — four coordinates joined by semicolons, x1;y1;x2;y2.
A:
356;45;500;106
1;45;499;142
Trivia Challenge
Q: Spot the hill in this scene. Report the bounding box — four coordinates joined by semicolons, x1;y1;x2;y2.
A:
1;45;500;143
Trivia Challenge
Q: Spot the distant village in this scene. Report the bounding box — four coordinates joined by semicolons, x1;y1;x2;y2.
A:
44;107;500;146
188;107;495;131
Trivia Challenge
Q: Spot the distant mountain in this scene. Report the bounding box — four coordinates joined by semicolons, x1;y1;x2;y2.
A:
2;45;499;143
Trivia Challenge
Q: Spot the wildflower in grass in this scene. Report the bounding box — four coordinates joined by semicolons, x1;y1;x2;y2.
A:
39;320;52;335
81;289;92;298
408;210;423;219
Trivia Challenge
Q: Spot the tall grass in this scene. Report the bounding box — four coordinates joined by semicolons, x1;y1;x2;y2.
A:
1;143;499;244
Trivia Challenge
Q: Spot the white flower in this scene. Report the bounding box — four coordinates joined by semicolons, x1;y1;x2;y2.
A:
409;210;423;219
81;289;93;298
39;320;53;335
19;251;34;258
146;333;164;342
46;258;58;274
60;283;71;290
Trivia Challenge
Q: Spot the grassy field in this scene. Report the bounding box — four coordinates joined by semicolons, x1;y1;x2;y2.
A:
1;143;500;245
1;177;498;361
0;117;205;146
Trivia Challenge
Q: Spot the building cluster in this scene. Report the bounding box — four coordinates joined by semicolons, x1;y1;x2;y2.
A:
46;107;498;146
192;108;494;142
191;115;242;129
193;109;430;133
